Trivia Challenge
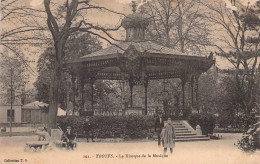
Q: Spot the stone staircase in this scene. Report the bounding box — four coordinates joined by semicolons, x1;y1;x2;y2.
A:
155;120;210;142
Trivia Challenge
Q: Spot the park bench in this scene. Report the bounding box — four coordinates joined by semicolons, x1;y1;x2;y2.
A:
24;128;77;152
24;141;49;152
24;129;51;152
24;128;64;152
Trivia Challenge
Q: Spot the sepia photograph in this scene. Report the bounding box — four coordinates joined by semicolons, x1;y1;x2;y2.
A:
0;0;260;163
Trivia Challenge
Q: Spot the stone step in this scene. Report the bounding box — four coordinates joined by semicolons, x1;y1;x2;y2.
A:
175;137;210;142
175;135;207;139
173;125;186;128
176;133;197;136
153;133;196;137
175;131;192;133
154;120;210;142
172;123;183;126
175;128;189;131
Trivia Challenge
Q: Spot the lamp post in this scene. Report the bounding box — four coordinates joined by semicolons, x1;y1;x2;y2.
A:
10;68;13;137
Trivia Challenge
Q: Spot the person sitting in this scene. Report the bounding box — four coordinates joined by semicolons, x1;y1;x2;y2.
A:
62;126;76;150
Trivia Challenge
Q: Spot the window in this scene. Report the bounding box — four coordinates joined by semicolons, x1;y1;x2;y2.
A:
7;109;14;122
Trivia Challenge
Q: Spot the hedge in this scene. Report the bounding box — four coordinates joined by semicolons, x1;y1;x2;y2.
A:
188;113;216;136
57;115;156;139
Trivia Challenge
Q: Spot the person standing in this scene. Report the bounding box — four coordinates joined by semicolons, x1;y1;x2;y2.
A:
154;113;164;146
162;118;176;154
84;117;94;142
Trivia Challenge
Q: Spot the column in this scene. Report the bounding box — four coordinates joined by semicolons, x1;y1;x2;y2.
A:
66;80;70;115
129;80;134;107
121;73;127;115
79;76;85;110
90;78;95;111
186;77;192;117
181;78;186;112
71;74;76;114
195;75;200;113
144;79;149;115
191;75;194;107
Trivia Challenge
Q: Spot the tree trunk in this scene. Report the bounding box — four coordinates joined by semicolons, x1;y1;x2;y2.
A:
48;64;61;132
47;41;64;133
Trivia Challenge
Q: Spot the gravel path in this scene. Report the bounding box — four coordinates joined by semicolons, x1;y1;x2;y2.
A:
0;133;259;164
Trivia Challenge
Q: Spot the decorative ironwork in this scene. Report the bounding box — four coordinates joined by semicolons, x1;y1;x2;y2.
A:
147;71;182;79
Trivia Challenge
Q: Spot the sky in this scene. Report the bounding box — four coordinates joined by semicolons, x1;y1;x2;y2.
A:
4;0;258;89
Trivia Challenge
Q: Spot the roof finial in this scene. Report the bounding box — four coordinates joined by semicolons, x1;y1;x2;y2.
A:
132;1;137;13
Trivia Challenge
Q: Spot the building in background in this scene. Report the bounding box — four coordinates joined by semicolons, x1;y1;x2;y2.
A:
21;101;66;124
0;87;22;124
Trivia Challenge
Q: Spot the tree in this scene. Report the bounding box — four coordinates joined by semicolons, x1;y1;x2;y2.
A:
34;33;104;108
1;0;46;70
92;80;121;109
0;48;30;105
203;0;260;115
198;68;219;113
1;0;50;106
34;47;55;103
143;0;212;54
43;0;122;130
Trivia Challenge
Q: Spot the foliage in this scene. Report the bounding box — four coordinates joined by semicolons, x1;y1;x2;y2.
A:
216;110;234;128
204;0;260;115
198;68;219;113
148;79;182;116
57;115;155;139
236;124;259;152
215;75;258;129
34;33;103;106
238;113;258;130
0;48;30;105
91;80;121;109
188;113;216;136
213;127;244;133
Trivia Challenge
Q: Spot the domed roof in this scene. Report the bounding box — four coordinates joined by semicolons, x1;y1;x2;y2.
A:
121;13;149;29
121;1;149;29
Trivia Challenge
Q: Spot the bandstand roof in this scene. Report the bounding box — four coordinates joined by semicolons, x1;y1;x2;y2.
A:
66;40;215;81
73;41;188;62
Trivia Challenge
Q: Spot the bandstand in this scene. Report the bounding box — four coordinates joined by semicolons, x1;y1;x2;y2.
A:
66;3;215;117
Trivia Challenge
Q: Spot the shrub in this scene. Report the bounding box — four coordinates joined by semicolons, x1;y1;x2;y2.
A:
188;113;216;136
217;111;233;128
217;111;257;129
236;125;259;152
57;115;155;139
238;114;257;130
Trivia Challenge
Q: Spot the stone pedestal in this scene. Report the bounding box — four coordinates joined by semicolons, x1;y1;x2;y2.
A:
196;125;202;135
